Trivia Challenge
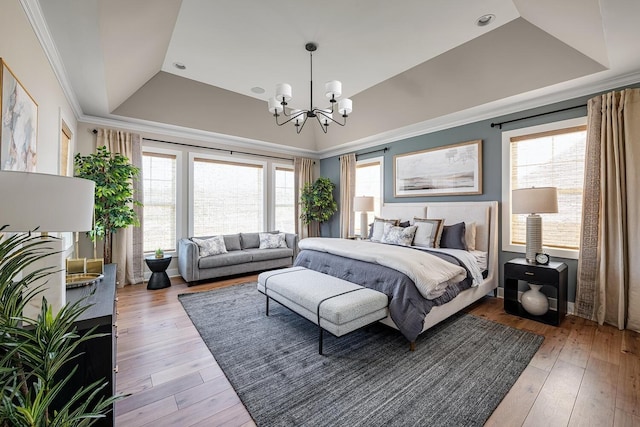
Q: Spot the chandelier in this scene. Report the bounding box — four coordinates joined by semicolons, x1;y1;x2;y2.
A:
267;42;353;134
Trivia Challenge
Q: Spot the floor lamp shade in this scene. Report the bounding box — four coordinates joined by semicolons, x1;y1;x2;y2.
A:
512;187;558;263
354;196;374;239
0;171;96;318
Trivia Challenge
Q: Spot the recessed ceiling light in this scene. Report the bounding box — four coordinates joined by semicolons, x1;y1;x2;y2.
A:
251;87;265;94
173;62;186;70
476;14;495;27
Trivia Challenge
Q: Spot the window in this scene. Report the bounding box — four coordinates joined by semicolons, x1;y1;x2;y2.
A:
192;157;264;235
274;166;295;233
354;157;383;236
142;151;177;253
502;117;587;259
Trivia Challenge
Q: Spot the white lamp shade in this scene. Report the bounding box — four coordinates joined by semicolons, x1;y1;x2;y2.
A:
338;98;353;115
353;196;374;212
325;80;342;99
268;97;283;114
512;187;558;214
0;171;95;232
275;83;292;101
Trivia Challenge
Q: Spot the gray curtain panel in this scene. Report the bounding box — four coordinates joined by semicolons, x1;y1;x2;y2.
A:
339;153;356;238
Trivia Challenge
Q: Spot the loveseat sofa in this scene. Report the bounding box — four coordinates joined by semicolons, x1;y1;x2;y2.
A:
178;231;298;285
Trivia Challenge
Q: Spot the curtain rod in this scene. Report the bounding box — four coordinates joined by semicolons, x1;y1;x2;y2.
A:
339;147;389;161
142;137;293;161
357;147;388;158
91;130;294;162
490;104;587;129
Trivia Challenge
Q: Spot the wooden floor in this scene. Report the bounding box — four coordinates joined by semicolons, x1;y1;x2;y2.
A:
114;274;640;427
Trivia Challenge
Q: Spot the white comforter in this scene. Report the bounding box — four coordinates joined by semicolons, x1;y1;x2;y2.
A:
298;238;467;299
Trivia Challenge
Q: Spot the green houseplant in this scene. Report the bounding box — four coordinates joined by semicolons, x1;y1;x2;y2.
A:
0;228;120;426
74;146;141;265
299;177;338;225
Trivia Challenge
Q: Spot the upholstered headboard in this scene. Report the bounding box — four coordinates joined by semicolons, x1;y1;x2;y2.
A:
381;201;499;283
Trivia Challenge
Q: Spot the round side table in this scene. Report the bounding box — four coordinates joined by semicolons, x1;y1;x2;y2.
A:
145;255;172;290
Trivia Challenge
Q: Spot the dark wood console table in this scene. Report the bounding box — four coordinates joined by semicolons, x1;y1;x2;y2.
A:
61;263;117;426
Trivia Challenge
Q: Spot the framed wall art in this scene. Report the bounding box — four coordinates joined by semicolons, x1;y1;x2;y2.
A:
394;139;482;197
1;58;38;171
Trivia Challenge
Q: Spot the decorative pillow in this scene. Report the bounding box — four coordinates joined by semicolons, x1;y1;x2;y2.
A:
223;233;241;251
380;223;417;246
192;235;228;257
398;220;411;228
439;222;467;250
370;217;399;242
412;218;444;248
259;232;287;249
465;222;477;251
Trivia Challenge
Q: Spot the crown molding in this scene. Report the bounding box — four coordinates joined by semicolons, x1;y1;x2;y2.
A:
80;113;319;159
317;70;640;159
20;0;83;119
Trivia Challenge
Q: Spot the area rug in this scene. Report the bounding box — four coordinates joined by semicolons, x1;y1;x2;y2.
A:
179;283;543;427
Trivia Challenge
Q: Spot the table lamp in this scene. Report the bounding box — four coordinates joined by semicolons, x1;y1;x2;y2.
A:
0;171;95;317
353;196;374;239
512;186;558;263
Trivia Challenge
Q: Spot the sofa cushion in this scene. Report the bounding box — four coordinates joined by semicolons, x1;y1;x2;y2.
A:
192;236;227;257
223;233;241;251
259;232;287;249
243;248;293;262
240;232;260;249
198;251;253;269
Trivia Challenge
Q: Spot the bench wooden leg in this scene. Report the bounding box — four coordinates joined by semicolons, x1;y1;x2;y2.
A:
409;341;416;352
319;327;323;355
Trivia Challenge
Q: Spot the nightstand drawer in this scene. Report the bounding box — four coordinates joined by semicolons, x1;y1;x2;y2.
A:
505;263;559;283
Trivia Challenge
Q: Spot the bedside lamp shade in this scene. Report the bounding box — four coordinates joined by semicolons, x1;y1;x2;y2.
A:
354;196;374;239
512;187;558;263
0;171;95;318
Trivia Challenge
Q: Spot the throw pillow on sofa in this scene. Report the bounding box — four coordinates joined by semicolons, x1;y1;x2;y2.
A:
258;232;287;249
192;235;228;257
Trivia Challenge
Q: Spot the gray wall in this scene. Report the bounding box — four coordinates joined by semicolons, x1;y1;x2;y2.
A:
319;83;639;303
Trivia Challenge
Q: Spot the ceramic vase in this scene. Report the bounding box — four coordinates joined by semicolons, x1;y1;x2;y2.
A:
521;283;548;316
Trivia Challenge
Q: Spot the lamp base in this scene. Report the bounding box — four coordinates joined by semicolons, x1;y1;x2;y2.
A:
360;212;369;239
525;213;542;263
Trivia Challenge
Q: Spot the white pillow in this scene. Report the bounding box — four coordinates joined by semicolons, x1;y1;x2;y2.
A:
370;217;399;242
465;222;477;251
380;223;417;246
412;218;444;248
192;235;227;257
259;232;287;249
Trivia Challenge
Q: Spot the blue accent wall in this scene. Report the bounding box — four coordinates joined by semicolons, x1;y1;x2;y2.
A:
319;84;638;303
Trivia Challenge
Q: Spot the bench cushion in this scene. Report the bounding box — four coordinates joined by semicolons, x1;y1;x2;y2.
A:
258;267;388;337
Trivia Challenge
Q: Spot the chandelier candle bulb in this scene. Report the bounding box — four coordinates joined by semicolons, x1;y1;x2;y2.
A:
275;83;292;102
338;98;353;116
325;80;342;99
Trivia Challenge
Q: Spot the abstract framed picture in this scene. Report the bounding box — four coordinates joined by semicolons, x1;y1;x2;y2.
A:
1;58;38;171
394;139;482;197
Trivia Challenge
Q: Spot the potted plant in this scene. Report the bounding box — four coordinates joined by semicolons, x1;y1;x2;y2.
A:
299;177;338;225
74;146;142;265
0;227;121;425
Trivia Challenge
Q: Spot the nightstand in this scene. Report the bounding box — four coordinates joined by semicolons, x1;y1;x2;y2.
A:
504;258;567;326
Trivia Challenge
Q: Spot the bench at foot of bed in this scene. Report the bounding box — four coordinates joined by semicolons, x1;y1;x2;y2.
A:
257;267;389;355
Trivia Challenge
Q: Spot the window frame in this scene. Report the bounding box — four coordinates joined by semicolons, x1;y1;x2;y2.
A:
271;162;295;233
141;146;183;256
355;156;384;235
501;116;587;260
188;152;267;237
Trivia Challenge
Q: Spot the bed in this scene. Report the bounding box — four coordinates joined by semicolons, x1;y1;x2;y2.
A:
294;201;499;345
